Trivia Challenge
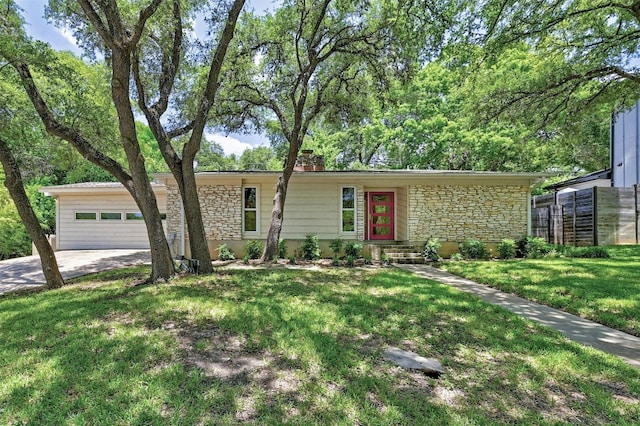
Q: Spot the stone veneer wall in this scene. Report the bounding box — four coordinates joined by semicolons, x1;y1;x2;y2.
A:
166;184;242;241
409;185;528;242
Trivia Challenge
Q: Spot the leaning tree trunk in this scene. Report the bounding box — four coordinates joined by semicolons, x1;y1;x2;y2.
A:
111;49;175;282
175;159;213;273
0;137;65;289
261;139;300;261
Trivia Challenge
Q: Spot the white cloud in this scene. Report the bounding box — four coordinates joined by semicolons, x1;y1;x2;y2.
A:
58;27;78;46
208;133;259;156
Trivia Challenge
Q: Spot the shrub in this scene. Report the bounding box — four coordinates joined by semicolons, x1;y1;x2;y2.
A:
242;255;250;264
450;253;464;261
497;239;517;259
422;237;441;261
278;239;288;259
380;254;391;266
301;234;321;260
217;243;235;261
245;240;263;260
458;239;488;260
329;238;343;257
288;255;297;265
344;242;363;258
331;256;340;266
345;255;355;267
0;217;30;259
516;236;551;258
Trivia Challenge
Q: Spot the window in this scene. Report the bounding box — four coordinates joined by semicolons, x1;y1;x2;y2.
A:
75;212;96;220
126;212;144;220
243;187;258;233
341;187;356;233
100;212;122;221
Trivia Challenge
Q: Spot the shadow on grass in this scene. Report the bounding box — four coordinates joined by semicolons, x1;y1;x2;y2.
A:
0;267;638;424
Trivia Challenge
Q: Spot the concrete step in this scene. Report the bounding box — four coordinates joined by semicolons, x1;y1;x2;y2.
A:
380;245;422;250
383;248;422;254
384;252;425;264
388;256;425;264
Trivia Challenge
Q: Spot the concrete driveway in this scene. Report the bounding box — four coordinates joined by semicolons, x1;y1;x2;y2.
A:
0;250;151;295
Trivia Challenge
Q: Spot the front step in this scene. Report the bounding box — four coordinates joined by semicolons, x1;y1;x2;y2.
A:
379;244;425;264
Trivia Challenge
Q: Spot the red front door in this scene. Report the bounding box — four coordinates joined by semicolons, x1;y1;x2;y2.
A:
368;192;394;240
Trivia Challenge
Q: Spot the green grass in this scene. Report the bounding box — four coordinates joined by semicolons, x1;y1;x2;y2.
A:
443;245;640;337
0;265;638;424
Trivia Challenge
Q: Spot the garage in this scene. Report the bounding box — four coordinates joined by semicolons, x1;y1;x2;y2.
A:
40;182;167;250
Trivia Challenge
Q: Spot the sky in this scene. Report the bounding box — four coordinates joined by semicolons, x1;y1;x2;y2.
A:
16;0;274;156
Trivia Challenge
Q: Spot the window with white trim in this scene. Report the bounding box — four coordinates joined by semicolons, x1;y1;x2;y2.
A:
126;212;144;220
100;212;122;221
243;187;258;233
341;186;356;233
75;212;96;220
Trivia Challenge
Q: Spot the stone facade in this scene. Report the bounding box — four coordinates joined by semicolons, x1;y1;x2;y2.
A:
166;184;242;241
409;185;528;242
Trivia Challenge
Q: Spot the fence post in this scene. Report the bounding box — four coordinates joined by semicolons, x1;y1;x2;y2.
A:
546;205;552;243
593;186;598;246
636;184;639;245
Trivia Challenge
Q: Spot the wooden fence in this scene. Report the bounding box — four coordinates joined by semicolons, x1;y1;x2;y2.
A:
531;186;640;246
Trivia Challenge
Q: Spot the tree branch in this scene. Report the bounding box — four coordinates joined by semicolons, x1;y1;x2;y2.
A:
184;0;245;160
130;0;164;46
77;0;115;48
12;61;135;194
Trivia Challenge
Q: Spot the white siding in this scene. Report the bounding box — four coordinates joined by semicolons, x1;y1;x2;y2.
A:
280;181;341;239
56;193;167;250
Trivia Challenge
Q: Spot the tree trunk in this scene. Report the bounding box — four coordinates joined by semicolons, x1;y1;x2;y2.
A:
262;168;295;261
261;139;300;262
174;159;213;273
111;49;175;282
0;137;65;289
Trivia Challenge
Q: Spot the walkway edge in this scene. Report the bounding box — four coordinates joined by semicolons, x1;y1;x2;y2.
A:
398;264;640;369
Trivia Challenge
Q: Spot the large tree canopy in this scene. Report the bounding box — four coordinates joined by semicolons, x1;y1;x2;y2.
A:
474;0;640;129
219;0;410;260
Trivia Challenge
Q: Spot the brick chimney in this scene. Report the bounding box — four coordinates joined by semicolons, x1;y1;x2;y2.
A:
294;149;325;171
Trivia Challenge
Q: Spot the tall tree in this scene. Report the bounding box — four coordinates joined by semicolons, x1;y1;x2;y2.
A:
0;137;64;289
477;0;640;125
0;4;63;288
222;0;395;260
1;1;174;281
44;0;246;274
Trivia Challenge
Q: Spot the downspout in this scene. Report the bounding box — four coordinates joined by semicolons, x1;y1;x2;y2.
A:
610;112;615;187
180;200;185;257
527;190;532;236
55;196;60;250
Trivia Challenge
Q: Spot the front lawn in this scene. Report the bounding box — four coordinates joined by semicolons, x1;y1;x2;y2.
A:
0;266;638;424
442;245;640;337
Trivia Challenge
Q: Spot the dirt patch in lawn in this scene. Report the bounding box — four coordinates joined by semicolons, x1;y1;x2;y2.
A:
166;322;304;421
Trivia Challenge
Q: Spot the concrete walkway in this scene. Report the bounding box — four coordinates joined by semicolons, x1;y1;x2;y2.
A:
0;250;151;295
398;264;640;369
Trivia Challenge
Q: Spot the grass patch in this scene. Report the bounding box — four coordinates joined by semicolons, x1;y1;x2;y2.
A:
0;266;637;424
442;245;640;336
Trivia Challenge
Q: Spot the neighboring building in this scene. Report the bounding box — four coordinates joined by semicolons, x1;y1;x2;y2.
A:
41;161;543;258
39;182;167;251
612;99;640;188
542;169;612;195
